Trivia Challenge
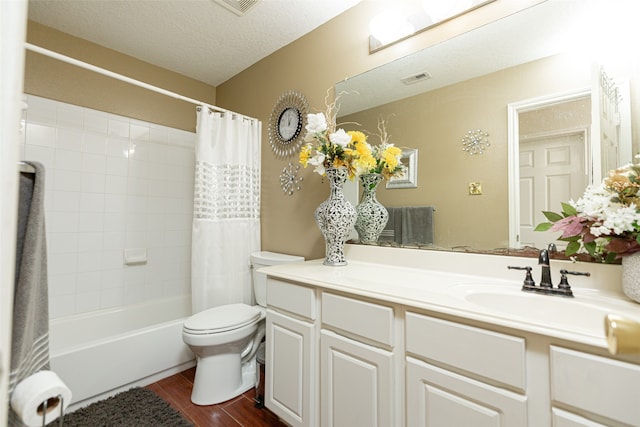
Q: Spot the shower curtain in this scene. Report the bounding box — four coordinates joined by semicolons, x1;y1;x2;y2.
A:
191;108;261;313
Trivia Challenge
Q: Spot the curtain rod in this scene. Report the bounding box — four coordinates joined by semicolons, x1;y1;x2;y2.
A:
24;42;257;121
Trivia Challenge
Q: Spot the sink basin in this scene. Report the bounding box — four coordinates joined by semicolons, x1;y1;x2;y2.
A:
453;284;620;334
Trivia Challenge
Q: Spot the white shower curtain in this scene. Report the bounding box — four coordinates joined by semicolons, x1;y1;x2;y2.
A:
191;108;261;314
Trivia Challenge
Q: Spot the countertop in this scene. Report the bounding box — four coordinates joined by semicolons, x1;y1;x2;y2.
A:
261;256;640;350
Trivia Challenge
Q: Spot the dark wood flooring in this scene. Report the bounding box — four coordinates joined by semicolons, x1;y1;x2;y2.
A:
146;367;288;427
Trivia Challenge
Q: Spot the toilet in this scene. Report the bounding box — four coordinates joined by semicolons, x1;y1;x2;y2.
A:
182;251;304;405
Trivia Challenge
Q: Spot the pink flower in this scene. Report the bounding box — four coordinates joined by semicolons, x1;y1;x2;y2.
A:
550;215;586;238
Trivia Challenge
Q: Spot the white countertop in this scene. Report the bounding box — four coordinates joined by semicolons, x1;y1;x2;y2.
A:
261;248;640;349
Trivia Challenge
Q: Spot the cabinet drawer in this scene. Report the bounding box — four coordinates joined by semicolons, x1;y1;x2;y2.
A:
267;278;316;320
550;346;640;426
322;292;394;347
406;312;526;391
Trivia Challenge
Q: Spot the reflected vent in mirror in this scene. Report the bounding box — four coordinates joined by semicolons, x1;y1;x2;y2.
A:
212;0;260;16
401;71;432;85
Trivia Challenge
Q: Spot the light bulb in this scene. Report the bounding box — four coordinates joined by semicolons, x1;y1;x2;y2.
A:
369;9;415;45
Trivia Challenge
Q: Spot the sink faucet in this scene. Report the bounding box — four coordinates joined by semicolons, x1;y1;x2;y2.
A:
538;249;553;288
508;248;590;298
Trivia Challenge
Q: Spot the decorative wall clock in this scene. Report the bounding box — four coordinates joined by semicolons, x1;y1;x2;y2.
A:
268;90;309;158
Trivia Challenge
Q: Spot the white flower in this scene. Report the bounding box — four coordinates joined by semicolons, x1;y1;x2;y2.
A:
308;152;326;175
329;129;351;148
305;113;327;134
601;204;640;235
590;224;610;237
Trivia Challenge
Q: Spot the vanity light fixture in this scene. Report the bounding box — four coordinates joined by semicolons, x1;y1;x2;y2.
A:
369;0;496;53
461;129;490;155
369;8;415;46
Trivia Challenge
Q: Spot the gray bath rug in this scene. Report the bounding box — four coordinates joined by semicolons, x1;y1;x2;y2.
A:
47;387;192;427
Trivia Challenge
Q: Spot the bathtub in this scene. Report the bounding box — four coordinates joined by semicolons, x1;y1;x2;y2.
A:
49;295;195;410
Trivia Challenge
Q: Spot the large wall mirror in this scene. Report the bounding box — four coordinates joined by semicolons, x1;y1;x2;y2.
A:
337;0;639;258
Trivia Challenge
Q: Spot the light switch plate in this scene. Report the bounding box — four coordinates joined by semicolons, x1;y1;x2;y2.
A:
469;182;482;195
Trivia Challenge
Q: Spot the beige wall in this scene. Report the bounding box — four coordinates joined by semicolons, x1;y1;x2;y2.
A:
25;21;216;132
216;0;543;260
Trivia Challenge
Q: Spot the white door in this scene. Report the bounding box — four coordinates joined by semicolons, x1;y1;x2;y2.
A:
519;131;588;249
266;309;315;427
591;63;632;183
320;330;394;427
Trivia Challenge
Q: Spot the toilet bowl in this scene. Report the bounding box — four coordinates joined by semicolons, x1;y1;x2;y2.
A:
182;251;304;405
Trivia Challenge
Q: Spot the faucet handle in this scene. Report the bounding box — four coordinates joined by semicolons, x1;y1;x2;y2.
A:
508;265;535;290
557;269;591;297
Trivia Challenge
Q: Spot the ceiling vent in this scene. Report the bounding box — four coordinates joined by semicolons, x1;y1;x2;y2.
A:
212;0;260;16
401;71;432;85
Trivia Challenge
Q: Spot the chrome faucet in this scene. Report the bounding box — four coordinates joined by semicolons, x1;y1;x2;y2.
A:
538;249;553;288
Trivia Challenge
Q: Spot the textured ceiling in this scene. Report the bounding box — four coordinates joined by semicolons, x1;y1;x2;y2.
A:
27;0;362;86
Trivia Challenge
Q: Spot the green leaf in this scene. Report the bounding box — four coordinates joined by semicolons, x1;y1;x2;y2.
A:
565;241;580;256
560;202;577;216
534;222;553;232
605;252;618;264
542;211;563;222
584;241;596;256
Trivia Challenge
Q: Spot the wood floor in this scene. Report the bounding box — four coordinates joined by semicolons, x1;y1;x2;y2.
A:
146;367;288;427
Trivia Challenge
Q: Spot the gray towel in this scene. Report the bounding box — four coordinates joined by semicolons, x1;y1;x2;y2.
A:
400;206;434;245
380;207;401;243
10;161;50;416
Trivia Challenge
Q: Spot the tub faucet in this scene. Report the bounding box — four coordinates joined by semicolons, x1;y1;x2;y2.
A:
538;248;553;288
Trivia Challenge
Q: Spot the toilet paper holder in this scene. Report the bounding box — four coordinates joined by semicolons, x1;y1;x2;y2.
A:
38;394;64;427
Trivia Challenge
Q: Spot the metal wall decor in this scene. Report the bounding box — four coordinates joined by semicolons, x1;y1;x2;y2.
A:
461;129;490;155
268;90;309;158
280;162;303;195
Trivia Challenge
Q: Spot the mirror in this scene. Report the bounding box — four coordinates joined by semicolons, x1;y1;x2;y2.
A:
337;0;639;256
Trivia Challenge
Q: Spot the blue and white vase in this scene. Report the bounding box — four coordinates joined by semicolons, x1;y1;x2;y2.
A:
314;167;357;266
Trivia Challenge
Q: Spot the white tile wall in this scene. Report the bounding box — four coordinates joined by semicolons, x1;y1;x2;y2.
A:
21;95;195;319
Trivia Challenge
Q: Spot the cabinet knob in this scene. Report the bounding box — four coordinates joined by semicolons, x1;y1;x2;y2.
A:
604;314;640;355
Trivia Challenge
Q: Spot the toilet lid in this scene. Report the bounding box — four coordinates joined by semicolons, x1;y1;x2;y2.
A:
183;303;262;334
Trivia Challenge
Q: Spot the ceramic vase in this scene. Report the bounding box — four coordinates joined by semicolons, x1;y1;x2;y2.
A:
355;173;388;244
622;252;640;303
314;167;357;266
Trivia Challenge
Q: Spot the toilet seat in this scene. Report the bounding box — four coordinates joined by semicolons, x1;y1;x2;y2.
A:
183;303;262;335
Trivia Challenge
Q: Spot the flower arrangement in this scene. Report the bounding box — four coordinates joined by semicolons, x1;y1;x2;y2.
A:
299;93;361;178
351;118;406;181
535;161;640;262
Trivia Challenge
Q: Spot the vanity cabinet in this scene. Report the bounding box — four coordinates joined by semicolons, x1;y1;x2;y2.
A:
265;270;640;427
265;279;318;427
320;292;398;426
405;312;527;426
550;346;640;426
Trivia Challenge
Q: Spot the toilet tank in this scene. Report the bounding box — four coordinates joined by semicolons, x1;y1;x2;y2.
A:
251;251;304;307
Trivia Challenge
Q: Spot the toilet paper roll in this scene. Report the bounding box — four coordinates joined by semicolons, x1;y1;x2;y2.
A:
11;370;72;427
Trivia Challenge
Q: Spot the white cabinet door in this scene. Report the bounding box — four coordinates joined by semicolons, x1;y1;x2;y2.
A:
406;357;527;427
552;408;609;427
266;309;316;427
320;330;394;427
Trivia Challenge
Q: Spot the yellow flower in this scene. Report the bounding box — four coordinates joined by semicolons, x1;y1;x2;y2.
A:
299;143;312;167
348;130;367;146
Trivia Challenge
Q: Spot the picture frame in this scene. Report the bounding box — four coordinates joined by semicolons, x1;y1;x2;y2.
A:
386;148;418;189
